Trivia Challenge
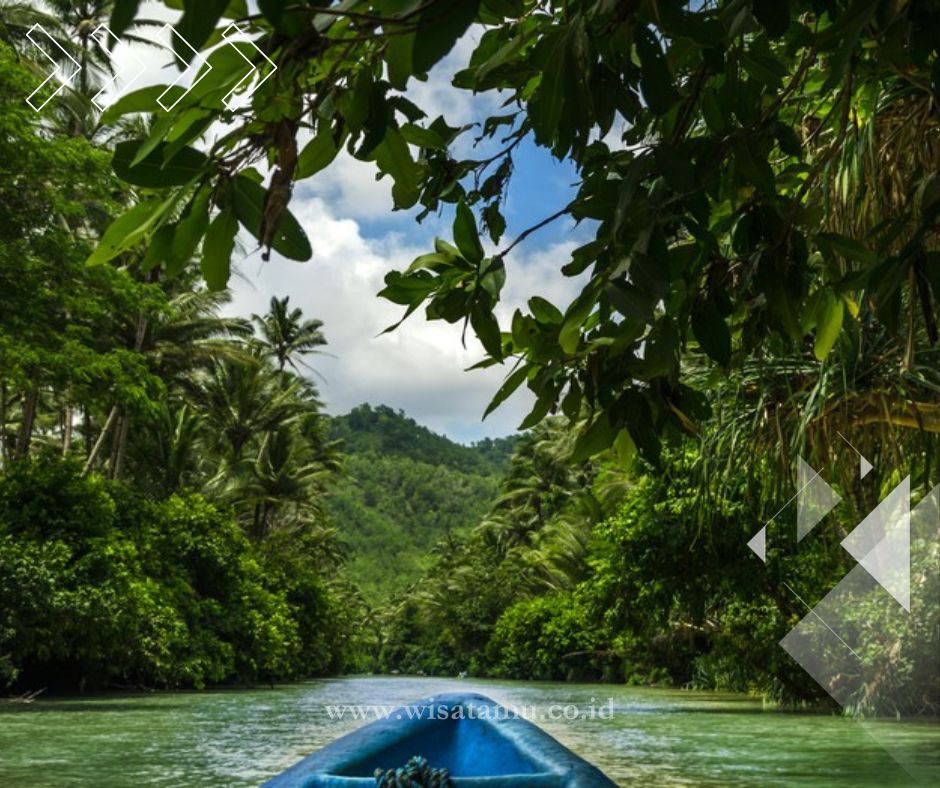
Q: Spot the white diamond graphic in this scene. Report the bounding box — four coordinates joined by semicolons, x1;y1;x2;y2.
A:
841;476;910;611
746;526;766;562
797;457;841;541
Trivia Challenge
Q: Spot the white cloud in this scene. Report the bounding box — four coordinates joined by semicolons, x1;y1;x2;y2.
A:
304;153;398;220
226;198;583;443
304;28;500;222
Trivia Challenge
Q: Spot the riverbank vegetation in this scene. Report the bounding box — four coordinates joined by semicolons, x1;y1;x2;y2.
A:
0;39;356;688
1;0;938;719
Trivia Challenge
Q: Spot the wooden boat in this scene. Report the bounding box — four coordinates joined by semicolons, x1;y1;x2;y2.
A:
263;693;617;787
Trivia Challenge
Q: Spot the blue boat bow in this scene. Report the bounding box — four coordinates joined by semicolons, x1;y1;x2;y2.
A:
263;693;616;787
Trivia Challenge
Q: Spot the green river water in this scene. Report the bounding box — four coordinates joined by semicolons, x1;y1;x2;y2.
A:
0;676;938;786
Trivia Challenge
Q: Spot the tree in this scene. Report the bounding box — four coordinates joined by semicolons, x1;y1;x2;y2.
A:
0;44;160;466
186;356;312;464
252;295;327;373
94;0;940;462
21;1;163;136
0;29;356;692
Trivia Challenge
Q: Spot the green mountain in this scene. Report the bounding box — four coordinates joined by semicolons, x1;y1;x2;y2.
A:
328;404;516;602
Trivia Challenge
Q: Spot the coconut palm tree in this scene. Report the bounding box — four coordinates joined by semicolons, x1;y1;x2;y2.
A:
148;288;253;382
2;0;164;137
0;1;59;50
37;1;162;92
187;355;314;465
252;296;328;374
234;425;336;540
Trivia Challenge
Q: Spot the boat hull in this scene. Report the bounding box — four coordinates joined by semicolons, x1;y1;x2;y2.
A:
263;693;616;787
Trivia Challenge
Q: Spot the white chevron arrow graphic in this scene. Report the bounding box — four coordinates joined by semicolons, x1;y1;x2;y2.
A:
25;23;82;111
157;24;213;112
220;22;277;110
88;25;147;111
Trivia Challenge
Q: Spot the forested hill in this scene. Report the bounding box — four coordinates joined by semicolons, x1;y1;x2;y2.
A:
327;405;517;601
331;404;516;476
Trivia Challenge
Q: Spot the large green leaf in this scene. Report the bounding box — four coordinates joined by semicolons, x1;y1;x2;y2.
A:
813;291;844;360
174;0;230;64
400;123;447;150
484;363;529;418
453;201;484;264
613;429;636;471
691;298;731;367
571;413;615;462
528;30;569;150
231;174;312;262
733;140;775;196
470;303;503;357
605;281;655;323
413;0;481;74
635;27;679;116
559;290;597;355
518;385;555;430
752;0;790;38
372;128;420;209
621;390;661;466
141;225;174;273
87;200;160;265
113;140;207;188
168;189;211;275
98;85;183;126
201;210;238;290
387;32;416;90
815;232;877;265
528;297;563;324
110;0;141;38
297;131;340;179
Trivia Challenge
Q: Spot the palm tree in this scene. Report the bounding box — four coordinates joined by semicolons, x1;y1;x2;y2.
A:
82;286;252;479
133;401;204;495
2;1;163;137
476;420;585;555
252;296;328;373
235;426;336;540
37;1;162;93
187;356;313;464
0;2;59;50
467;419;622;595
148;288;254;382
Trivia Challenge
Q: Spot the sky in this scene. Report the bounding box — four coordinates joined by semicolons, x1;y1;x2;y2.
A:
87;3;589;443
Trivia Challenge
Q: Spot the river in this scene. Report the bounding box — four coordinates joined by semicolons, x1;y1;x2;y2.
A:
0;676;937;786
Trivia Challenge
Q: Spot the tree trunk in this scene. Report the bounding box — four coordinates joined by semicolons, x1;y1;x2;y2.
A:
82;406;118;476
0;380;7;467
108;312;149;480
112;410;131;480
62;402;74;456
14;386;39;459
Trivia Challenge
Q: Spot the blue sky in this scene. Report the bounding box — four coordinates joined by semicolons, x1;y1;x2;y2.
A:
356;139;580;243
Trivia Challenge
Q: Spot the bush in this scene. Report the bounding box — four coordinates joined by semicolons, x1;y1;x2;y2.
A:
487;593;603;681
0;457;344;690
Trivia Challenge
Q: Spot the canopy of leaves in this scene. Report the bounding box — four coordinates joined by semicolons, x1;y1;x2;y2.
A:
96;0;940;463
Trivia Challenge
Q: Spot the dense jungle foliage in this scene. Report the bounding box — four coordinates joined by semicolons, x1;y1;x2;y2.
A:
328;405;516;601
0;39;359;689
2;0;939;720
376;420;938;716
